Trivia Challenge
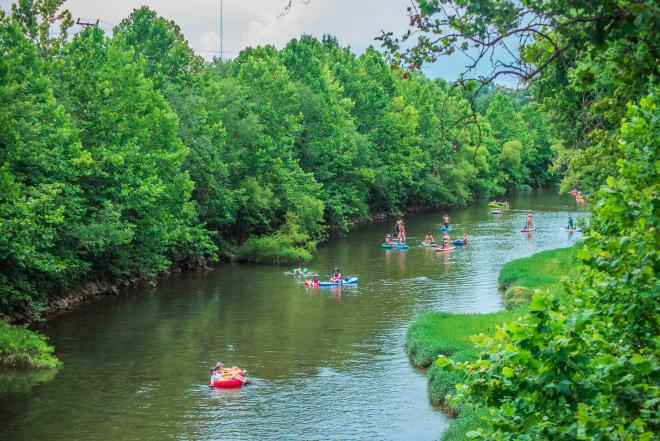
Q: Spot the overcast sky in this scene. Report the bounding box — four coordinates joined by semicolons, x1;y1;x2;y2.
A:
0;0;516;83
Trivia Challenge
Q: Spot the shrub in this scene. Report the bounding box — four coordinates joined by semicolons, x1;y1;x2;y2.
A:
0;321;61;369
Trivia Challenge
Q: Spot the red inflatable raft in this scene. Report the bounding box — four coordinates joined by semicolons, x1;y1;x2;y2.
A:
211;371;247;388
304;280;320;287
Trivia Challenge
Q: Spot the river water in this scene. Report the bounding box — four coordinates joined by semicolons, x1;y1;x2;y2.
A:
0;190;587;441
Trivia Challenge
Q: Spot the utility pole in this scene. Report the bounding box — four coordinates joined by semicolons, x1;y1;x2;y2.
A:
220;0;224;60
76;18;99;28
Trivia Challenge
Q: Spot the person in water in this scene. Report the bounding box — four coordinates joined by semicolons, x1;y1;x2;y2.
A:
567;216;574;230
385;234;392;244
526;211;533;230
462;233;468;244
209;362;246;384
394;219;404;235
443;214;451;227
394;219;406;242
330;268;342;282
442;233;450;248
424;232;435;244
209;362;226;384
312;273;319;284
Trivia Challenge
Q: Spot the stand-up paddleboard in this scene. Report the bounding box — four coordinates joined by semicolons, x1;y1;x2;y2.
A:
318;277;358;287
521;228;536;232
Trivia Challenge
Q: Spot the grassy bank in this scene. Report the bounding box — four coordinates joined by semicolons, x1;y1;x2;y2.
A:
0;321;61;370
407;245;578;441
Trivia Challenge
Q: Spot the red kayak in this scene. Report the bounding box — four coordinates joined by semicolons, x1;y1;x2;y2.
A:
211;371;247;388
304;280;320;287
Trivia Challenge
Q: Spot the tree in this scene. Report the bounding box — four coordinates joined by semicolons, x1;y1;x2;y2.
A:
0;15;86;312
440;90;659;441
380;0;659;191
114;6;202;89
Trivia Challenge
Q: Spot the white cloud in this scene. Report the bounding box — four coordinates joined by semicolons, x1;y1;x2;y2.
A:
199;30;221;60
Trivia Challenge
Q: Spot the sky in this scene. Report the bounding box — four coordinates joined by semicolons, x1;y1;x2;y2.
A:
0;0;517;83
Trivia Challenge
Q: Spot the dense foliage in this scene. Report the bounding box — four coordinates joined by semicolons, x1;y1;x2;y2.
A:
0;320;60;369
439;92;659;440
381;0;659;193
0;2;556;316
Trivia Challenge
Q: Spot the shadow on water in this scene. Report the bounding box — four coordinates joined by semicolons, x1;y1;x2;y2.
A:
0;190;588;441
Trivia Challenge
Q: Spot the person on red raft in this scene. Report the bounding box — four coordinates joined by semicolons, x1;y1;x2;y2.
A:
209;362;246;385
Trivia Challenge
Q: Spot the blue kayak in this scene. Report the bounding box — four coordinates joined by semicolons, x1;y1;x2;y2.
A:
318;277;358;287
453;240;466;246
440;225;451;232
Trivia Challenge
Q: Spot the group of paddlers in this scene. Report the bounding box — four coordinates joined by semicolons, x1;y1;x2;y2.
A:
386;215;468;249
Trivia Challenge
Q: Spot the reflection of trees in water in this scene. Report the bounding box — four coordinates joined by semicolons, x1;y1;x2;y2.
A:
0;368;58;395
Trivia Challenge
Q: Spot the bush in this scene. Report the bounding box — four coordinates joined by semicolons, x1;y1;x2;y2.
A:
234;212;316;264
0;321;61;369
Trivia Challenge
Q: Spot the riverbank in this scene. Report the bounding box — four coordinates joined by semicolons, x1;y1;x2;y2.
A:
406;245;578;441
0;258;213;370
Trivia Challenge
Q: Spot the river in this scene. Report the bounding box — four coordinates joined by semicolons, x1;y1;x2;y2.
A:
0;190;588;441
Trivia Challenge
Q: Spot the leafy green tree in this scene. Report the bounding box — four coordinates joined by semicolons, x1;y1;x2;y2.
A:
381;0;658;192
440;91;659;441
0;15;86;312
52;28;214;278
113;6;201;89
9;0;72;58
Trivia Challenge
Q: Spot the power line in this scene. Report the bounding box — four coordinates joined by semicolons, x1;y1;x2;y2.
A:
76;18;99;28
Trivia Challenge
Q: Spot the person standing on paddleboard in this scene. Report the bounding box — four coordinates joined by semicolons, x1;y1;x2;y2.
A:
526;211;533;230
443;213;451;227
394;219;405;238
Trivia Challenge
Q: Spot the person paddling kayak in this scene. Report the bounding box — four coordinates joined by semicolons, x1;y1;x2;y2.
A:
330;268;342;283
424;232;435;244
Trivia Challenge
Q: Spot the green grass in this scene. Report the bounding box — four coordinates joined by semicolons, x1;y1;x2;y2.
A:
0;320;61;369
498;247;578;300
406;310;521;368
407;245;578;441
